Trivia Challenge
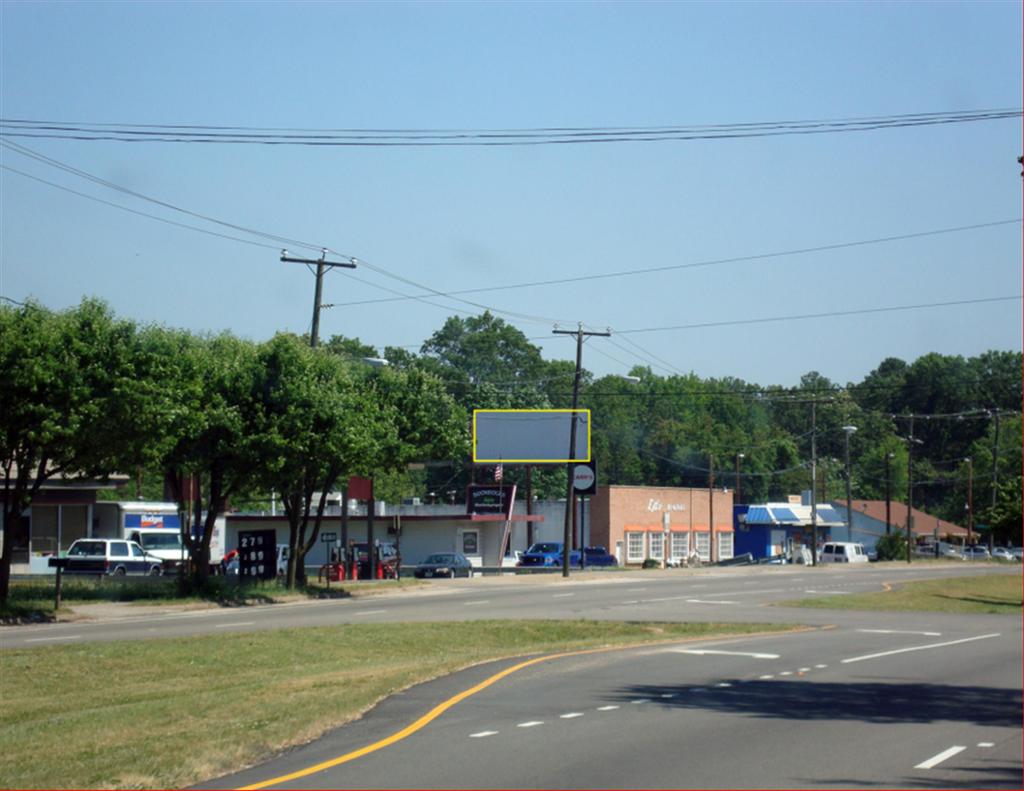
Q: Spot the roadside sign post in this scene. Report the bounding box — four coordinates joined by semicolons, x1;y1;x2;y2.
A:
320;532;337;587
572;461;597;571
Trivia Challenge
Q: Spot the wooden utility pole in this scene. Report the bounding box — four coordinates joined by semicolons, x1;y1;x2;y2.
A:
280;249;356;347
552;323;610;577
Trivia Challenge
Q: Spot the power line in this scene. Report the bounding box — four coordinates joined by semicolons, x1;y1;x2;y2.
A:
325;219;1022;309
2;108;1018;146
614;295;1021;335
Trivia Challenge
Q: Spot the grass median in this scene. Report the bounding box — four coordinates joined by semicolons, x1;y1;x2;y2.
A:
0;619;797;790
777;572;1022;614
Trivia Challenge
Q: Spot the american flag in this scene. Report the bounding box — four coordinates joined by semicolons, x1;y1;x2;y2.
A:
494;464;503;482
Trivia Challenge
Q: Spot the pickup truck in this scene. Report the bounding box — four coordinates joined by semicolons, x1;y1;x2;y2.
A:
517;543;618;568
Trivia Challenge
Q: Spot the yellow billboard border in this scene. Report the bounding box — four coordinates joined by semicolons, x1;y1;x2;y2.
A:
472;408;591;463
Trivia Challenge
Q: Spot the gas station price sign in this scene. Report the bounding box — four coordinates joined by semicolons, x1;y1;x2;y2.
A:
238;529;276;580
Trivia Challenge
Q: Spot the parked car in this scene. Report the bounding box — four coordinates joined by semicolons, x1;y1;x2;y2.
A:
1010;547;1023;561
414;552;474;578
517;542;566;567
963;545;991;560
819;542;869;563
574;546;618;567
940;546;966;560
991;547;1015;561
63;538;164;577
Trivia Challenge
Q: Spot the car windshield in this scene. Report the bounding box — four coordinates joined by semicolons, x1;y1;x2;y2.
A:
139;533;182;550
424;554;453;564
68;541;105;556
527;543;561;554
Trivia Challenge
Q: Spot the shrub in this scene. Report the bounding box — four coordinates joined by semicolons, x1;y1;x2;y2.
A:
875;532;908;561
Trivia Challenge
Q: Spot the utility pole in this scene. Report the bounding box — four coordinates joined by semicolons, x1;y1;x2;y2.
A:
989;410;1000;550
735;453;744;505
884;452;894;536
965;456;973;545
810;399;818;566
553;323;610;577
842;425;857;542
280;249;356;348
906;415;915;565
708;453;716;563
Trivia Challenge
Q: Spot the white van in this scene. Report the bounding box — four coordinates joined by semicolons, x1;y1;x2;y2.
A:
820;542;869;563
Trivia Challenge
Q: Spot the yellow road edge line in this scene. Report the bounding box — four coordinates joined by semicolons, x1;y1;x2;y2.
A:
237;627;816;790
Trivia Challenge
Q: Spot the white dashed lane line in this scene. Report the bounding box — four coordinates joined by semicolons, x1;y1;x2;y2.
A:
470;731;498;738
597;705;619;711
462;601;491;607
24;635;82;643
672;649;780;659
215;621;255;628
551;593;575;599
560;713;584;719
354;610;387;616
915;746;966;769
517;721;544;728
858;629;942;636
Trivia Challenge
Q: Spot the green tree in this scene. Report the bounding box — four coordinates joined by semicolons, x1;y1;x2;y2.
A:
0;300;150;604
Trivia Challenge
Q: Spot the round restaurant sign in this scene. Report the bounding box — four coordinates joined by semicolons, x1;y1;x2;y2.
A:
573;464;596;492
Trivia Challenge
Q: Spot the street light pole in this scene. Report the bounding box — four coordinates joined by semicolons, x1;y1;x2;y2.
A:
842;426;857;542
884;452;894;536
965;456;973;545
735;453;744;505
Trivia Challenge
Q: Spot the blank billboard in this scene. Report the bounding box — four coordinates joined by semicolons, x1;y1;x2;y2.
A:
473;409;590;463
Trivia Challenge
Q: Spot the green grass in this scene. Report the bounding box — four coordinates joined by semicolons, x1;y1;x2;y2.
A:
778;573;1022;614
0;619;796;789
0;576;424;622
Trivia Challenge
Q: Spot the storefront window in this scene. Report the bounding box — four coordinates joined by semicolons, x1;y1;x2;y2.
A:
649;531;664;560
718;532;734;561
695;532;711;561
626;532;645;563
671;532;689;561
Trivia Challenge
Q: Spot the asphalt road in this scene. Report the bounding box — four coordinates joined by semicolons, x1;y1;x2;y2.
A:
2;562;1018;648
5;563;1021;789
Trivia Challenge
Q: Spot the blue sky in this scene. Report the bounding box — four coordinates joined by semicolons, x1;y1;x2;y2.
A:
1;0;1020;387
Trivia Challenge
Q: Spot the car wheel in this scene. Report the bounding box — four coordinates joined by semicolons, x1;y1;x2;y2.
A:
149;565;162;576
113;567;127;576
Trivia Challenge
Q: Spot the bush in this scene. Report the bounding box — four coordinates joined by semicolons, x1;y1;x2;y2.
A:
641;558;660;569
875;532;908;561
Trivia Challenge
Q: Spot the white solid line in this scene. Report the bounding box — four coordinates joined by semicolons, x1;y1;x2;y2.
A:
597;705;619;711
24;635;82;643
517;721;544;728
673;649;780;659
470;731;499;738
462;601;491;606
560;713;584;719
858;629;942;636
354;610;387;616
842;633;1001;664
214;621;255;628
915;746;966;769
686;599;738;605
803;590;850;595
978;742;994;748
552;593;575;598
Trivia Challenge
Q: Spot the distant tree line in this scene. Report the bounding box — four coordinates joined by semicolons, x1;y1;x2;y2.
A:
2;301;1019;603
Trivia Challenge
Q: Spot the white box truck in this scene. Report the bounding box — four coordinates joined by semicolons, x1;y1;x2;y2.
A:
93;502;225;574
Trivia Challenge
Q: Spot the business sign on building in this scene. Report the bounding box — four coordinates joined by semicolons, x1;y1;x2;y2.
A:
572;460;597;496
467;484;516;516
125;513;181;530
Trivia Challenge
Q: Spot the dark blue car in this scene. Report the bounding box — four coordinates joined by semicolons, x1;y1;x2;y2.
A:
517;543;618;568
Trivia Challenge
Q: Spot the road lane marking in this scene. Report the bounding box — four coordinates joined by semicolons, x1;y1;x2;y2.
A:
354;610;387;616
842;633;1001;664
978;742;994;748
470;731;498;738
798;667;810;673
779;671;793;676
215;622;255;628
660;693;676;698
462;601;491;606
24;635;81;643
715;683;732;688
686;599;738;605
759;675;774;679
238;633;808;790
858;629;941;637
672;649;780;659
631;698;650;704
915;746;966;769
803;590;849;595
517;721;544;728
560;713;584;719
814;664;827;669
552;593;575;598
